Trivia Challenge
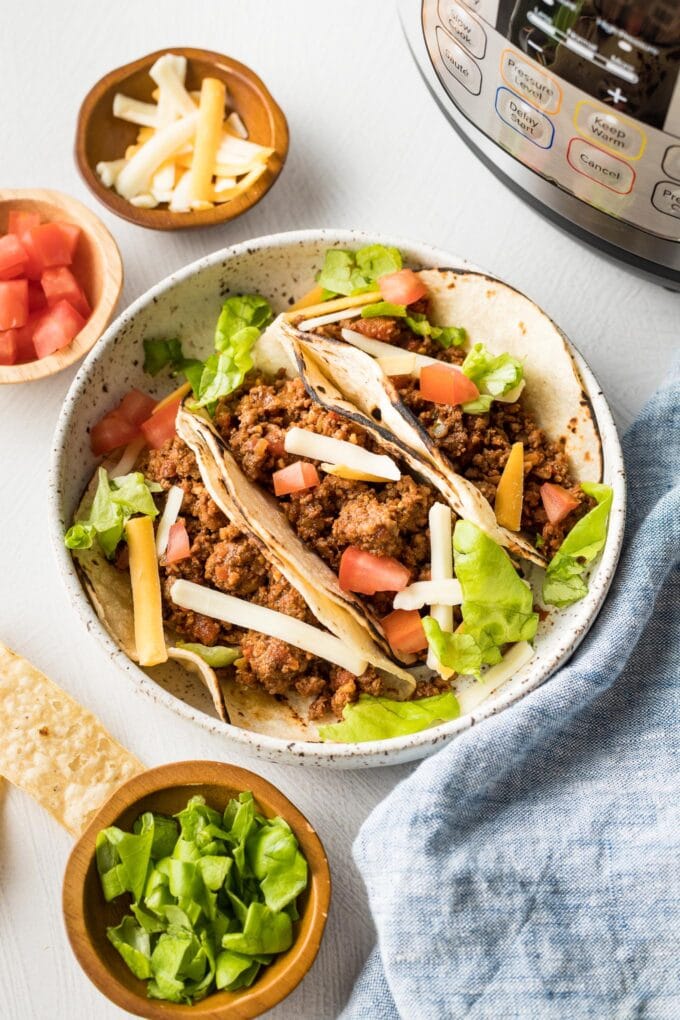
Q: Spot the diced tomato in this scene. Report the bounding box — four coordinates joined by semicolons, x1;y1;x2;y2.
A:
26;223;74;270
338;546;410;595
118;388;157;427
381;609;428;654
139;396;182;450
165;521;191;564
40;267;90;318
378;269;428;306
419;363;480;406
273;461;320;496
0;279;29;330
54;222;81;260
28;280;47;312
0;331;17;365
90;411;139;456
7;211;40;236
6;313;41;363
32;299;85;358
0;235;28;280
540;483;581;525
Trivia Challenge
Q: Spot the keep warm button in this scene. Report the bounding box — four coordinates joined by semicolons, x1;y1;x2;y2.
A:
494;87;554;149
567;138;635;195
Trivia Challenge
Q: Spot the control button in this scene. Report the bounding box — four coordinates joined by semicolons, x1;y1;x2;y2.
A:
566;138;635;195
651;181;680;220
500;49;561;114
438;1;486;59
435;26;482;96
574;101;645;160
494;87;554;149
662;147;680;182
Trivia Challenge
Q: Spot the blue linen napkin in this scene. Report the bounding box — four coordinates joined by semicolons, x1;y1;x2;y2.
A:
342;374;679;1019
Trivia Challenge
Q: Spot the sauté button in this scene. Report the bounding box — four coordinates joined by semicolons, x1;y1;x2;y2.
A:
436;26;482;95
500;49;561;114
574;101;645;160
567;138;635;194
494;87;554;148
438;0;487;59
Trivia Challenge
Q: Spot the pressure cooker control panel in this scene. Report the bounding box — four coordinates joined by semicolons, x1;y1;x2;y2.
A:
417;0;680;241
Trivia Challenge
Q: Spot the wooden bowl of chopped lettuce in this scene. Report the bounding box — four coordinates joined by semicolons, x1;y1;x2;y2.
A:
62;761;330;1017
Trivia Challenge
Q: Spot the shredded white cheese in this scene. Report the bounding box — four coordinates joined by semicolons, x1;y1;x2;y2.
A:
340;328;438;371
155;485;185;557
394;579;462;611
298;307;364;332
456;641;534;715
170;579;368;676
284;427;401;482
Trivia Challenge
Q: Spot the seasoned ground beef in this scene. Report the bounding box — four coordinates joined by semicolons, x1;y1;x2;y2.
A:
214;376;437;618
138;438;384;716
306;304;588;559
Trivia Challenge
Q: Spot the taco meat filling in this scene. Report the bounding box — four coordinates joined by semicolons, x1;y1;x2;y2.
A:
136;436;443;720
213;375;439;618
314;304;591;558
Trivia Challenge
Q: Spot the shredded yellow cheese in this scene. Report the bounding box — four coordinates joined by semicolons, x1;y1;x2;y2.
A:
125;516;168;667
190;77;227;205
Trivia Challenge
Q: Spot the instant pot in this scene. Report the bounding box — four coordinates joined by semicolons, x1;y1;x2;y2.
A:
399;0;680;287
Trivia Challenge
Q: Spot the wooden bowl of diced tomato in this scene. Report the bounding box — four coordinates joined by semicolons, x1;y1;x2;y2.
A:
0;189;123;383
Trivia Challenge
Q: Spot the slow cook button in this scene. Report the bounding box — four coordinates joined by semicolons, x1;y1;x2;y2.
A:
574;101;645;160
500;49;561;114
436;26;482;95
438;0;486;59
567;138;635;194
651;181;680;220
494;87;554;149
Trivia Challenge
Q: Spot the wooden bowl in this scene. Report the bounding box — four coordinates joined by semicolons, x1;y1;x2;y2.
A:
75;48;289;231
62;761;331;1018
0;189;123;384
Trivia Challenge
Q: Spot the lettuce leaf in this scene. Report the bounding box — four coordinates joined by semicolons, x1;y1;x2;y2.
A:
246;817;308;912
405;313;467;349
461;342;524;413
64;469;162;559
143;337;185;376
107;916;153;980
175;641;239;667
543;483;613;607
318;691;460;743
421;618;483;675
190;295;273;410
316;245;402;296
452;520;538;670
361;300;407;318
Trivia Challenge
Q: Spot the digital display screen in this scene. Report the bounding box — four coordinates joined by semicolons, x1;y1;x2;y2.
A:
495;1;680;129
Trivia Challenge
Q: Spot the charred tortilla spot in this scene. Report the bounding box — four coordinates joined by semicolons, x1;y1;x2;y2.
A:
371;407;382;421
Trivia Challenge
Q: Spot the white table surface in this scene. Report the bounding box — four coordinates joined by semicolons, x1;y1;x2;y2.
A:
0;2;676;1018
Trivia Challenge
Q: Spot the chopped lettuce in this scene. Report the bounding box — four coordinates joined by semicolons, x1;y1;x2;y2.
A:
96;792;307;1003
175;641;240;668
430;520;538;675
361;300;407;318
405;313;467;349
461;342;524;413
316;245;403;296
64;469;161;558
543;483;613;607
422;618;483;676
318;691;460;743
143;337;185;376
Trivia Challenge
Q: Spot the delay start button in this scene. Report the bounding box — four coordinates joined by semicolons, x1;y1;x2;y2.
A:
567;138;635;195
494;87;554;149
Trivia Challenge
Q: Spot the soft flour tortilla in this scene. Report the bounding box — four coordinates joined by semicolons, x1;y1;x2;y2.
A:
282;268;602;566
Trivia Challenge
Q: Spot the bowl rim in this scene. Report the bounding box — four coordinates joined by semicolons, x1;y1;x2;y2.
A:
74;46;289;231
62;759;331;1018
0;188;123;384
49;228;626;766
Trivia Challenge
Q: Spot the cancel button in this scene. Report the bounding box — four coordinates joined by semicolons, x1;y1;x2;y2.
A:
567;138;634;195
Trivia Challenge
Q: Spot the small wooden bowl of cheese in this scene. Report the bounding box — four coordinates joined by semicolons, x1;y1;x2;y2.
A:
75;48;289;230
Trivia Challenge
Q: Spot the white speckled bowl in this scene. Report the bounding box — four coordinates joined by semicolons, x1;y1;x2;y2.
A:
49;230;626;768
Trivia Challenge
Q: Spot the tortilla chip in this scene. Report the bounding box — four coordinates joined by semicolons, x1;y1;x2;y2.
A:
0;643;142;835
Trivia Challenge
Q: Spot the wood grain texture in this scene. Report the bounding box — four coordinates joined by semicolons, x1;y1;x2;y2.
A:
0;1;676;1018
63;761;331;1019
0;189;123;384
75;48;289;231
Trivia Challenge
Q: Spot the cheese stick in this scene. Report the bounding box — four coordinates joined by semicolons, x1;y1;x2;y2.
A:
190;77;226;205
